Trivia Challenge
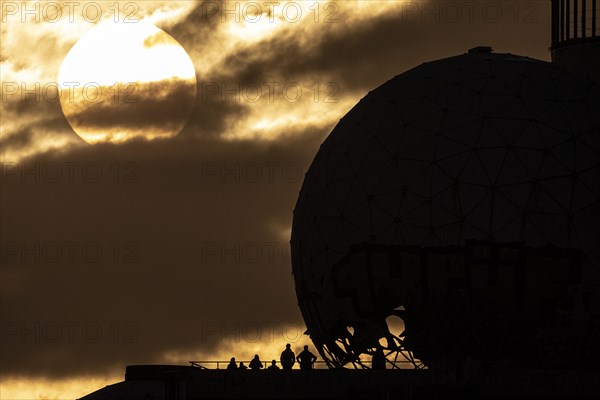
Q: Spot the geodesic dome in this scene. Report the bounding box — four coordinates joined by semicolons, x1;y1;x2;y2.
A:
291;49;600;369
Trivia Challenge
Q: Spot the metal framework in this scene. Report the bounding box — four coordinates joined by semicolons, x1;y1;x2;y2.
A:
304;241;586;370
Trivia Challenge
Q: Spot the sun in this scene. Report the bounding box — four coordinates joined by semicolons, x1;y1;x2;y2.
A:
58;21;197;144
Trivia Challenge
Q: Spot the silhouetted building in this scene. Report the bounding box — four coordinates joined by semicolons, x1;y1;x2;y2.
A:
291;45;600;370
551;0;600;85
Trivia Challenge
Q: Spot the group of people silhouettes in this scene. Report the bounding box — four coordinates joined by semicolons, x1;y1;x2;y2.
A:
227;344;317;371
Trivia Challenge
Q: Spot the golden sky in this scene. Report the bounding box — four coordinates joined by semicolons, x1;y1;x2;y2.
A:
0;1;552;398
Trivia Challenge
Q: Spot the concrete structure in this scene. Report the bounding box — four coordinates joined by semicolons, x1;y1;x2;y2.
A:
79;364;600;399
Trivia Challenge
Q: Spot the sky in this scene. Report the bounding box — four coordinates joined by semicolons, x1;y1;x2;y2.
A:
1;1;553;398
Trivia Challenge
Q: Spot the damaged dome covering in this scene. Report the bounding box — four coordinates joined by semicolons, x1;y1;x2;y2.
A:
291;49;600;369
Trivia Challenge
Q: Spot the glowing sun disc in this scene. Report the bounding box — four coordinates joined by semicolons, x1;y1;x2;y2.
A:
58;21;197;144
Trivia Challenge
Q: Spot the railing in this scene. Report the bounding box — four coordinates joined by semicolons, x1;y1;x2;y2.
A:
189;360;330;369
189;360;418;370
552;0;599;47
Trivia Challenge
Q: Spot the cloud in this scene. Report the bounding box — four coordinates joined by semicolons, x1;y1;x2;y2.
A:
201;1;551;94
0;129;325;378
0;128;36;151
0;90;82;161
0;0;557;387
2;0;552;160
63;78;197;133
143;30;180;48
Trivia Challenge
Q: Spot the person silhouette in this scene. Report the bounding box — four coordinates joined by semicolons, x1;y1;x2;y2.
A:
267;360;280;370
249;354;263;370
297;345;317;370
227;357;238;370
238;362;247;370
280;343;296;370
371;347;386;370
